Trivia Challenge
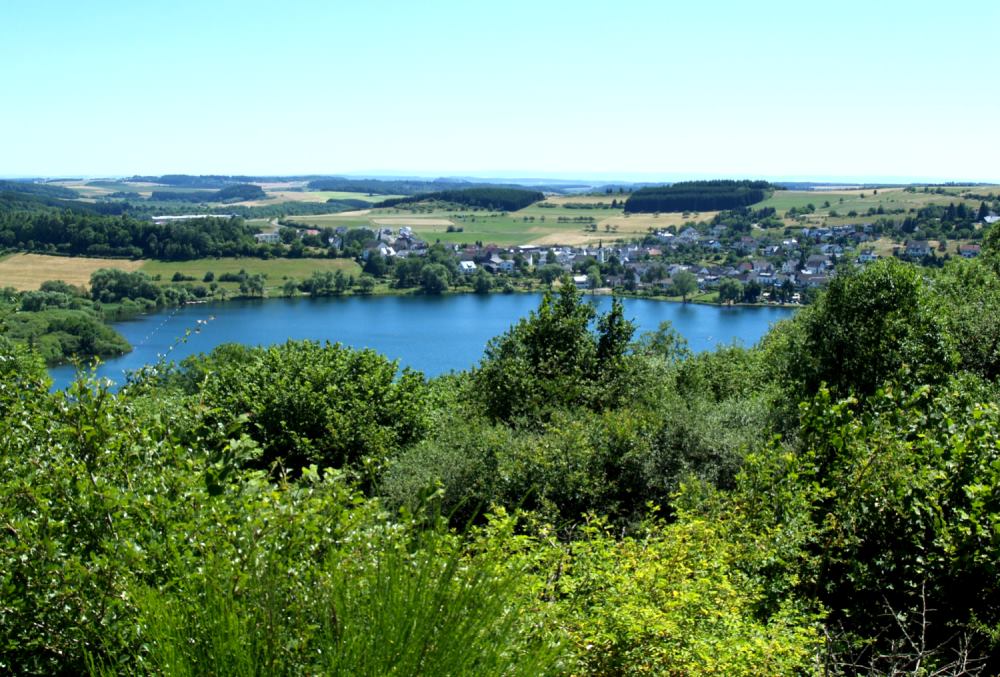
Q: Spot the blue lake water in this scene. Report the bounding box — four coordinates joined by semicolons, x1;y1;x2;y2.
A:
48;294;796;390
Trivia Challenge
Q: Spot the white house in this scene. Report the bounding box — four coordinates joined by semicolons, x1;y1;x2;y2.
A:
459;261;477;274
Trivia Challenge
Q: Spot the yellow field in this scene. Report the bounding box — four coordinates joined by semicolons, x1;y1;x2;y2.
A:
0;254;144;291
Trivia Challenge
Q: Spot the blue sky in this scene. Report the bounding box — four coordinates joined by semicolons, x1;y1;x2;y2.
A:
2;0;998;182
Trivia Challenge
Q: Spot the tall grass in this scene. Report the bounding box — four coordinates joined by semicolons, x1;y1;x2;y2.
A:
91;526;561;676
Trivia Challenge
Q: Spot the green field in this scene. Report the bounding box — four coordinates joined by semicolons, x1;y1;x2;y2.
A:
288;202;668;247
753;186;998;225
140;257;362;292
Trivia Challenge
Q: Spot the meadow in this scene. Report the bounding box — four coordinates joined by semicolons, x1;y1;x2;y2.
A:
140;257;361;291
0;253;360;293
0;253;144;291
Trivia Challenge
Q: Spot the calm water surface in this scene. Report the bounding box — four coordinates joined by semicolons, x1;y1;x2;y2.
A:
49;294;795;390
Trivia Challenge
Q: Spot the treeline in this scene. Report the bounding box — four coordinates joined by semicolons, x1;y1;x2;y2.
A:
306;176;520;195
0;207;261;259
149;183;266;203
128;174;321;188
376;187;544;211
0;281;131;364
624;180;775;213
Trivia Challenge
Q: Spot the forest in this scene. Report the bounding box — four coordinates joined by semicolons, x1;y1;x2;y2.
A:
624;180;776;213
376;187;545;211
148;183;266;203
0;206;261;259
2;224;1000;674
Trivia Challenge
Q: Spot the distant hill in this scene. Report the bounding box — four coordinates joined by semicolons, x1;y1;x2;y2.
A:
624;180;777;213
0;180;79;200
376;187;544;211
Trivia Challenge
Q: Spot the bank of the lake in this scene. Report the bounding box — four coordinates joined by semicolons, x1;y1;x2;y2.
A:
49;293;796;390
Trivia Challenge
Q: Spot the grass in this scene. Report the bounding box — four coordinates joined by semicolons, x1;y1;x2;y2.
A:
92;528;561;676
0;254;144;291
140;257;362;292
761;188;991;228
285;203;685;247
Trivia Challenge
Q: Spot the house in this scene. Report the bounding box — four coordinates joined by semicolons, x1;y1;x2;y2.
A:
959;244;981;258
857;249;878;264
904;240;931;258
459;261;478;274
804;255;831;275
254;232;280;244
364;242;395;259
572;274;589;288
984;215;1000;225
677;228;701;244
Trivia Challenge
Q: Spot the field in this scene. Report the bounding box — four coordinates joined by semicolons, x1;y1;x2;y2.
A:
0;254;144;291
759;187;996;227
140;257;362;292
0;253;361;293
55;180;400;207
286;202;713;247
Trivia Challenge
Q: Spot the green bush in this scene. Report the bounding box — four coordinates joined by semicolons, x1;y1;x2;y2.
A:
183;340;430;477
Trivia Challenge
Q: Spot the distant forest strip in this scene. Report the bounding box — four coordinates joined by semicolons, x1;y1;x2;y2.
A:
624;180;777;213
376;188;545;211
125;174;326;188
0;180;79;200
149;183;266;203
0;192;262;259
306;176;570;197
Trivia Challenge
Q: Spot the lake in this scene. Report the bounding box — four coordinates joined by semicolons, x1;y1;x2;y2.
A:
48;293;796;390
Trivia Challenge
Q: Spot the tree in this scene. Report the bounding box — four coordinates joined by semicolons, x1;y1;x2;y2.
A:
742;280;762;304
779;258;952;398
718;278;742;305
240;273;266;298
334;270;349;295
472;269;492;294
672;271;698;302
420;264;449;294
473;281;636;423
537;264;564;285
586;264;602;289
282;278;299;296
354;274;374;295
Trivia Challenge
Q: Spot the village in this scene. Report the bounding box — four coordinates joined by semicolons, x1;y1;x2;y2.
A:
257;214;987;303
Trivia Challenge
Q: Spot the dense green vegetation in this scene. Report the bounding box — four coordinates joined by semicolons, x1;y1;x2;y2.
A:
2;232;1000;674
0;207;261;259
0;180;79;199
0;281;132;364
307;176;552;197
624;180;776;213
149;183;266;203
376;187;545;211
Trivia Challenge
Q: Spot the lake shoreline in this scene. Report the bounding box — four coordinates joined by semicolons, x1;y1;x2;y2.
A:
49;293;797;391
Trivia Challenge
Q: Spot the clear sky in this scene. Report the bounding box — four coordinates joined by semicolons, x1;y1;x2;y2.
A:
2;0;998;182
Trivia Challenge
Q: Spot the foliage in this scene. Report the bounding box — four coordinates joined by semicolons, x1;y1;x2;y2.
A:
489;511;822;676
378;187;544;211
180;341;429;477
473;283;637;424
671;270;698;301
737;379;1000;671
774;257;954;399
625;180;775;213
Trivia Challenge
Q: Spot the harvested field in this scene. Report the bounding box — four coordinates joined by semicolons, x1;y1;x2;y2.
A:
0;254;144;291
